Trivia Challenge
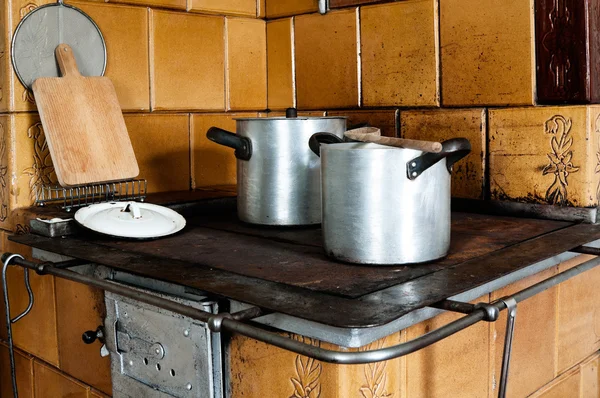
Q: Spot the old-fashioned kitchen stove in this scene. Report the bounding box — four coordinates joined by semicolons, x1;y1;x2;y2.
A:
4;190;600;398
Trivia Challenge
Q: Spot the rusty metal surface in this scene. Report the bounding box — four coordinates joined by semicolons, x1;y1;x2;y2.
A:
12;219;600;328
34;207;569;298
12;195;600;328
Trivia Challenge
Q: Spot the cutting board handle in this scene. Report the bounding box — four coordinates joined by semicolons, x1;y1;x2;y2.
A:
55;44;81;78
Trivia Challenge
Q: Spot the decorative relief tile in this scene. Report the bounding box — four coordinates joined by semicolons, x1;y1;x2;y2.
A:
288;336;322;398
0;114;57;231
489;106;600;207
0;117;9;224
230;332;405;397
21;121;56;204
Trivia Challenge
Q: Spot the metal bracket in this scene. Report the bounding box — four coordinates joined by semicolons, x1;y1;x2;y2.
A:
318;0;329;14
2;253;34;398
498;297;518;398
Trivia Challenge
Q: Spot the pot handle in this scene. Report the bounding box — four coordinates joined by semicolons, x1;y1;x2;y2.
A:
406;138;471;180
309;132;344;157
206;127;252;161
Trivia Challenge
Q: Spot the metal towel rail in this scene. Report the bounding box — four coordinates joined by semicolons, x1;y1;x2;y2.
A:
2;246;600;398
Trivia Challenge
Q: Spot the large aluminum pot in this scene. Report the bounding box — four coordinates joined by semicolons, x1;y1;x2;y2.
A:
309;133;471;264
207;110;346;225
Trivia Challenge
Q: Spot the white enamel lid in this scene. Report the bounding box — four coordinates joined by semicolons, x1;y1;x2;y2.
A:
74;201;186;239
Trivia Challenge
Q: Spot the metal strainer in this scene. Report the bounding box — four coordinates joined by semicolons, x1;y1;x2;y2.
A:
11;0;106;90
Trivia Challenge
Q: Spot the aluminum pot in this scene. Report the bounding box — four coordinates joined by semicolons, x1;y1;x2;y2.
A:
207;110;346;225
309;133;471;264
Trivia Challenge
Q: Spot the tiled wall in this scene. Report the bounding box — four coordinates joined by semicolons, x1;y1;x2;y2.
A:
265;0;600;208
0;0;600;396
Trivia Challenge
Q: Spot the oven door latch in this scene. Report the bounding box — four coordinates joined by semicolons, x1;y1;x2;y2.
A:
116;330;165;360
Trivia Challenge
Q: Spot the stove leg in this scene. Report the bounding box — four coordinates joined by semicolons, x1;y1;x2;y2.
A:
498;298;518;398
2;253;34;398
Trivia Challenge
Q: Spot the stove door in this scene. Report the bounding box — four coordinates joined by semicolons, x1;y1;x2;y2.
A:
104;288;222;398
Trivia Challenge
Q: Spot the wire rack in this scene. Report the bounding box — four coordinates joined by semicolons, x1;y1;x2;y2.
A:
35;179;147;211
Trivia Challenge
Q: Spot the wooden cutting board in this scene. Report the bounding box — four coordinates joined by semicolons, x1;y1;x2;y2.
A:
32;44;139;187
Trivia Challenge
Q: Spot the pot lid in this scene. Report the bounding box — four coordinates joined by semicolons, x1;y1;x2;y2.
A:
235;107;345;121
74;201;186;239
234;116;346;121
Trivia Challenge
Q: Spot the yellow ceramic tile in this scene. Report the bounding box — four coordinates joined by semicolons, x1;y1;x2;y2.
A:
0;343;34;398
71;2;150;111
405;296;490;397
56;278;112;395
266;18;294;110
361;0;439;107
440;0;535;106
230;332;405;397
124;114;190;193
581;353;600;398
3;234;59;366
401;109;487;199
295;9;358;109
266;0;318;18
530;367;581;398
34;360;90;397
189;0;256;17
328;109;397;137
557;254;600;372
191;113;257;188
489;106;600;207
491;268;557;398
323;333;405;398
227;18;267;111
109;0;185;10
151;10;225;111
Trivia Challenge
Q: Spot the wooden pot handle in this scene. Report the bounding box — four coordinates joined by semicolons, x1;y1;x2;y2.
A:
344;128;443;153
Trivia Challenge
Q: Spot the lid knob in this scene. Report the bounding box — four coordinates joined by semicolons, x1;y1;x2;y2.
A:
122;202;142;219
285;108;298;118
